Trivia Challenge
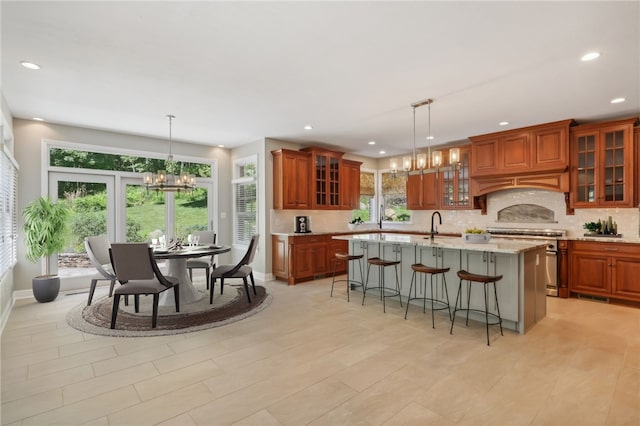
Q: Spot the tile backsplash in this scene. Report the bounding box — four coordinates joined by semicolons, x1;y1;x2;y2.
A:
270;188;640;239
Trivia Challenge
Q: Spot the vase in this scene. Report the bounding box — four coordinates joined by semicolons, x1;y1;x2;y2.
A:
32;275;60;303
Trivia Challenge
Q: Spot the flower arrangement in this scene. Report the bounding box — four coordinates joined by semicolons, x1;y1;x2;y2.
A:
348;217;364;230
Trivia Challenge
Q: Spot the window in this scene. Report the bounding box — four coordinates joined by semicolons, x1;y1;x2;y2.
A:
233;156;257;245
353;170;375;222
0;149;18;276
380;171;410;222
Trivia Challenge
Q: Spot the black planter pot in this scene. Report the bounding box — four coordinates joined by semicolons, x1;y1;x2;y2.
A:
32;275;60;303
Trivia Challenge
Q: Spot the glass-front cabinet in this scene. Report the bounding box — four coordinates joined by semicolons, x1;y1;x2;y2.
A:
571;118;637;208
301;147;343;209
441;145;472;209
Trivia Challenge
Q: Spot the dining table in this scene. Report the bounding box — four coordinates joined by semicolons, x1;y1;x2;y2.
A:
153;244;231;306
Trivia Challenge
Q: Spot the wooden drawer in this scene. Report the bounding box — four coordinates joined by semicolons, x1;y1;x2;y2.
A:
571;240;640;256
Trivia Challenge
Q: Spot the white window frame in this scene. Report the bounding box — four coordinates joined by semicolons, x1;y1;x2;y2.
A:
232;155;258;247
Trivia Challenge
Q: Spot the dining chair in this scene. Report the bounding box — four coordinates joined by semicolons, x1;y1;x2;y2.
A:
109;243;180;329
186;230;217;288
84;235;118;306
209;234;259;304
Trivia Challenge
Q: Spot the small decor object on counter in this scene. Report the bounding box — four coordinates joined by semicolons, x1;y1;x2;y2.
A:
348;217;364;231
462;227;491;244
583;221;601;235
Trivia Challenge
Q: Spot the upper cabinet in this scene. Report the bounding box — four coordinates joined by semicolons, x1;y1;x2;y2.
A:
406;172;439;210
272;149;311;209
440;146;472;209
272;147;361;210
340;159;362;210
301;147;343;209
470;119;574;178
570;117;638;208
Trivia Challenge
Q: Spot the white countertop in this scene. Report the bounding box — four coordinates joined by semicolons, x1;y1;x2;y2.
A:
333;233;547;254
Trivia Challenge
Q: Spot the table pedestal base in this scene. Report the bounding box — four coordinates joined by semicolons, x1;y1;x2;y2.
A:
159;258;204;306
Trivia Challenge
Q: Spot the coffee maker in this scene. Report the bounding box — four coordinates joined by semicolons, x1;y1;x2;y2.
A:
295;216;311;233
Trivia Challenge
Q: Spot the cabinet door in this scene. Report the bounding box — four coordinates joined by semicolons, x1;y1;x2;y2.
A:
272;235;288;279
600;124;632;206
570;252;610;296
533;124;569;171
571;120;635;208
421;172;439;209
501;132;531;172
441;146;471;209
406;174;424;210
340;160;361;210
287;153;311;209
611;256;640;300
471;139;500;176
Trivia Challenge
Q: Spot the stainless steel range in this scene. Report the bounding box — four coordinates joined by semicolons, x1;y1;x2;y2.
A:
486;227;567;297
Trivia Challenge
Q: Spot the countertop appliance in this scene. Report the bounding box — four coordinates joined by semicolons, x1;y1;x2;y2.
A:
486;227;567;297
295;216;311;233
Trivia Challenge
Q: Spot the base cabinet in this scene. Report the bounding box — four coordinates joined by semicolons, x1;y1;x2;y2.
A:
569;240;640;302
272;234;347;285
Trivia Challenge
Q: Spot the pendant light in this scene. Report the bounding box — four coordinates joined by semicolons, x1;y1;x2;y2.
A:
143;115;196;192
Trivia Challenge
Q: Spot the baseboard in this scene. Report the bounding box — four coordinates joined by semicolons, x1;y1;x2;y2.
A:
0;296;16;335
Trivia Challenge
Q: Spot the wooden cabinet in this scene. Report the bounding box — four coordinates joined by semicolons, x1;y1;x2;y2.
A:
271;234;348;285
570;117;637;208
470;119;574;177
440;146;472;209
340;159;362;210
273;147;360;210
569;240;640;302
272;149;311;209
301;147;343;209
406;172;439;210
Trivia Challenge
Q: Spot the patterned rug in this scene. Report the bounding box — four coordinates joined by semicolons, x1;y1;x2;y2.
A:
66;285;271;337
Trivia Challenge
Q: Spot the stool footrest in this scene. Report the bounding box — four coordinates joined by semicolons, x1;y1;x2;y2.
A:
406;296;450;312
451;308;502;327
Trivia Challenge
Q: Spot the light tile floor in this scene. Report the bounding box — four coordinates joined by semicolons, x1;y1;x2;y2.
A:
2;275;639;425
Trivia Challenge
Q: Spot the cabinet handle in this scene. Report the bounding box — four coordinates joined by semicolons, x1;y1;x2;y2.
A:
603;248;619;251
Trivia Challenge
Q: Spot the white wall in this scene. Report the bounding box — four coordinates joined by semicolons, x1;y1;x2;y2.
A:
12;118;233;292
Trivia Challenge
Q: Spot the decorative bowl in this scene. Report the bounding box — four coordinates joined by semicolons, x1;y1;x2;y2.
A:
462;233;491;244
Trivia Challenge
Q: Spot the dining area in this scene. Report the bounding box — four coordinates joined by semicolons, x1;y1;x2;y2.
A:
77;232;265;334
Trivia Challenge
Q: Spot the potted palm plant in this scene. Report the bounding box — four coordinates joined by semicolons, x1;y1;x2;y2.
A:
22;196;70;302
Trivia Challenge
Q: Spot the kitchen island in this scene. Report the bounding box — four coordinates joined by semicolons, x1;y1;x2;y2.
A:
333;233;548;334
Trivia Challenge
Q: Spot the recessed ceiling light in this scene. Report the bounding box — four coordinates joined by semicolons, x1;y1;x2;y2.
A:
217;144;225;148
379;150;386;155
499;121;509;126
581;52;600;62
32;117;44;121
426;136;434;140
610;97;626;104
303;125;313;130
368;141;376;145
20;61;40;70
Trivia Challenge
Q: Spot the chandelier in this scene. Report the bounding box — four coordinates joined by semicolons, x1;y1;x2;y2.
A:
143;115;195;192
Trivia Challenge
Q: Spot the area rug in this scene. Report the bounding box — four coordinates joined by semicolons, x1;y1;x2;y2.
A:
66;285;271;337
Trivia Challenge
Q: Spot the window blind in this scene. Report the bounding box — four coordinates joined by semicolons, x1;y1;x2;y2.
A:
232;156;257;246
0;149;18;276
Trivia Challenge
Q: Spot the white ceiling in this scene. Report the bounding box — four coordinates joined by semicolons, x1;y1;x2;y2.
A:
2;1;639;158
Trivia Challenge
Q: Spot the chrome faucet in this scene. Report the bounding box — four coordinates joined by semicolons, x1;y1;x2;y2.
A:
379;204;384;229
430;211;442;240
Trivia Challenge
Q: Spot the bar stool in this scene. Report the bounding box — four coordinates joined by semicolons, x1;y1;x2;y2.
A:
450;270;504;346
362;257;402;313
330;252;364;302
404;263;451;328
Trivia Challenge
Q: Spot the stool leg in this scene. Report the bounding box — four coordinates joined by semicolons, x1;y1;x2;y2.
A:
422;273;427;314
404;271;416;319
381;265;386;313
450;278;463;335
362;263;373;306
394;265;402;308
484;281;490;346
330;258;338;298
345;259;351;302
465;281;472;326
430;273;435;329
493;282;504;336
442;274;452;320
